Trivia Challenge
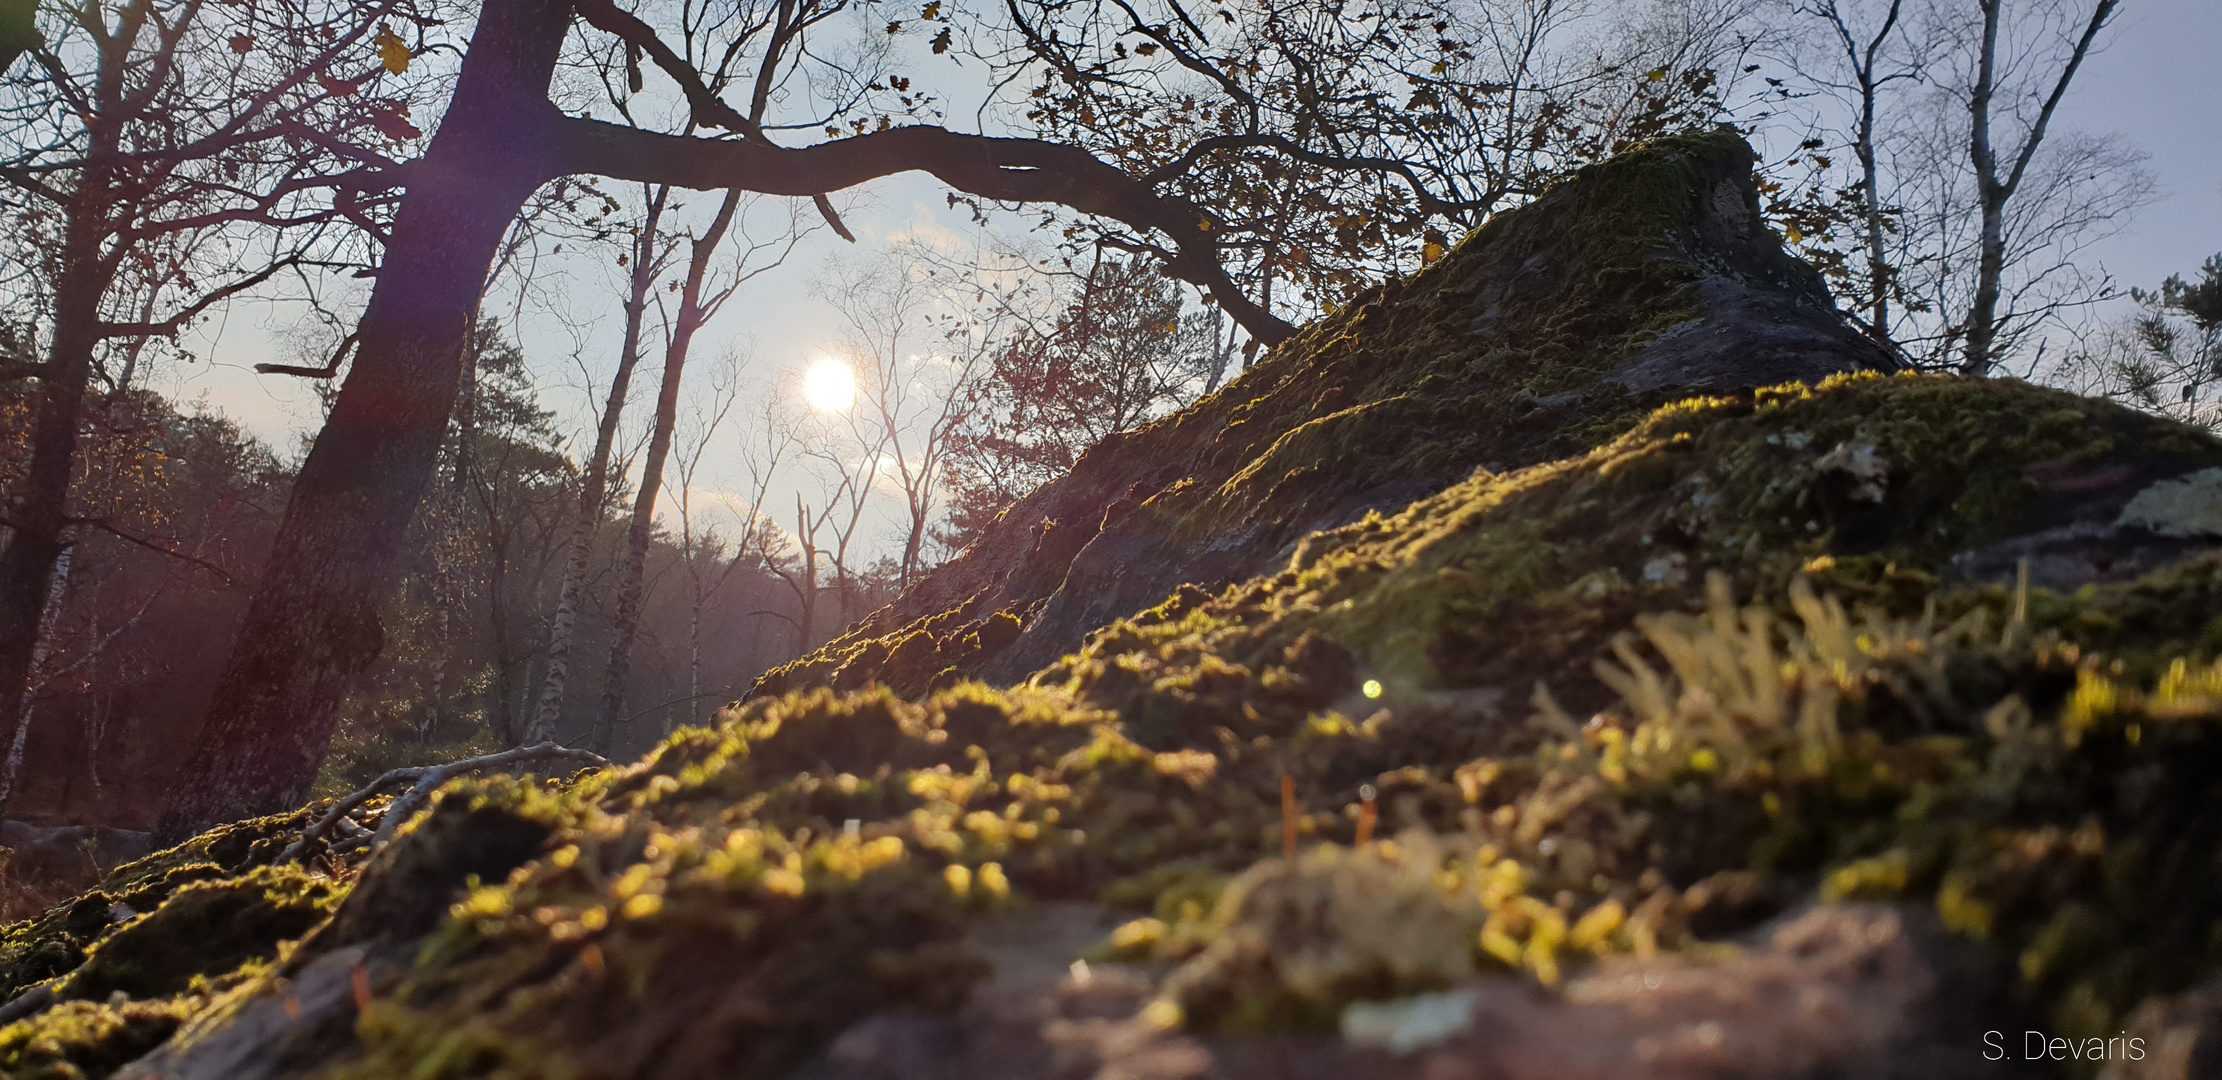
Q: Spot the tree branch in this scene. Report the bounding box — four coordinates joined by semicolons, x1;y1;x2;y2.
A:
572;0;854;241
95;257;302;340
279;741;611;862
256;329;359;380
553;118;1297;344
1138;132;1501;217
65;517;240;587
2001;0;2116;201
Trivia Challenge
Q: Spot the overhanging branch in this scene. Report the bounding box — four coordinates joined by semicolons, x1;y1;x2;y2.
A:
552;118;1297;345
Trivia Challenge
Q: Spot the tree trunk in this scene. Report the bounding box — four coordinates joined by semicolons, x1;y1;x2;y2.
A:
1959;0;2114;377
0;183;112;772
526;187;669;744
1855;67;1890;344
0;529;76;818
155;0;575;839
793;495;818;654
590;189;740;753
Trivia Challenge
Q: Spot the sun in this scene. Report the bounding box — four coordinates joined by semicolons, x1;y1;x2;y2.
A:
802;359;856;412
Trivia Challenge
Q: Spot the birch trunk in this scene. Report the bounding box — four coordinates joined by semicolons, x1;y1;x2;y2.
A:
0;530;75;818
526;187;670;744
590;190;741;753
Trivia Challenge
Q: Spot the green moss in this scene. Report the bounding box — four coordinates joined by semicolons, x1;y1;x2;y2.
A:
0;996;196;1079
0;810;316;1000
762;129;1824;698
61;866;337;1001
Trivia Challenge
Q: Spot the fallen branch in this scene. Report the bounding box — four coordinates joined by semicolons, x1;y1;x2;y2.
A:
0;983;54;1027
279;742;609;863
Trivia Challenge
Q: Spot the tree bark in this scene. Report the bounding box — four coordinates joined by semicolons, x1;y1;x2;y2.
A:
0;529;76;818
590;189;740;754
1959;0;2115;377
0;178;113;776
1962;0;2005;376
155;0;577;839
526;187;671;745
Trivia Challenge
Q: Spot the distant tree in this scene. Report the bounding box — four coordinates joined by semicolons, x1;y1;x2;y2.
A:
1763;0;1931;346
940;257;1222;550
1762;0;2153;372
0;0;437;771
814;244;1001;586
665;355;743;721
525;183;675;747
588;188;804;753
2056;256;2222;429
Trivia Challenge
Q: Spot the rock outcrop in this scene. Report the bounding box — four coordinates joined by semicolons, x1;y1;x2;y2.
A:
750;128;1900;700
13;130;2222;1080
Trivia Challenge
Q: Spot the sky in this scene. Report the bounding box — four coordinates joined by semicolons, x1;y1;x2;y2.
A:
143;0;2222;557
2054;0;2222;301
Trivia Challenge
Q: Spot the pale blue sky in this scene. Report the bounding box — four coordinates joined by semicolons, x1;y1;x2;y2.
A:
2060;0;2221;296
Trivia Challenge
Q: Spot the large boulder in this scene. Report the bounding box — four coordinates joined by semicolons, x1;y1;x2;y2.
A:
751;128;1900;699
18;131;2222;1080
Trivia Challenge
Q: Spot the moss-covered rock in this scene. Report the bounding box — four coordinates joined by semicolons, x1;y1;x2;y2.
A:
26;132;2222;1078
753;128;1899;700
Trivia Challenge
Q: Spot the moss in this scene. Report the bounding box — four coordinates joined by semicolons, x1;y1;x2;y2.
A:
266;372;2222;1060
60;866;337;1001
0;995;196;1079
761;128;1871;697
0;809;316;1000
0;810;347;1080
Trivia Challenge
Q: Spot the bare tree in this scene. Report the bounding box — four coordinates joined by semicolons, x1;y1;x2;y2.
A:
1761;0;2153;372
0;0;435;766
664;352;805;727
524;185;677;745
814;244;1003;586
588;188;741;753
1768;0;1930;344
1958;0;2118;375
589;187;807;753
161;0;1592;833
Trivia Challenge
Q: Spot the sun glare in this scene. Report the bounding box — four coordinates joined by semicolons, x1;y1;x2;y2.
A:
802;359;856;412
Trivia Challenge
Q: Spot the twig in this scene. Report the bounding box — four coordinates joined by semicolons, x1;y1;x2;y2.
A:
279;742;609;863
0;983;55;1027
65;517;239;587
